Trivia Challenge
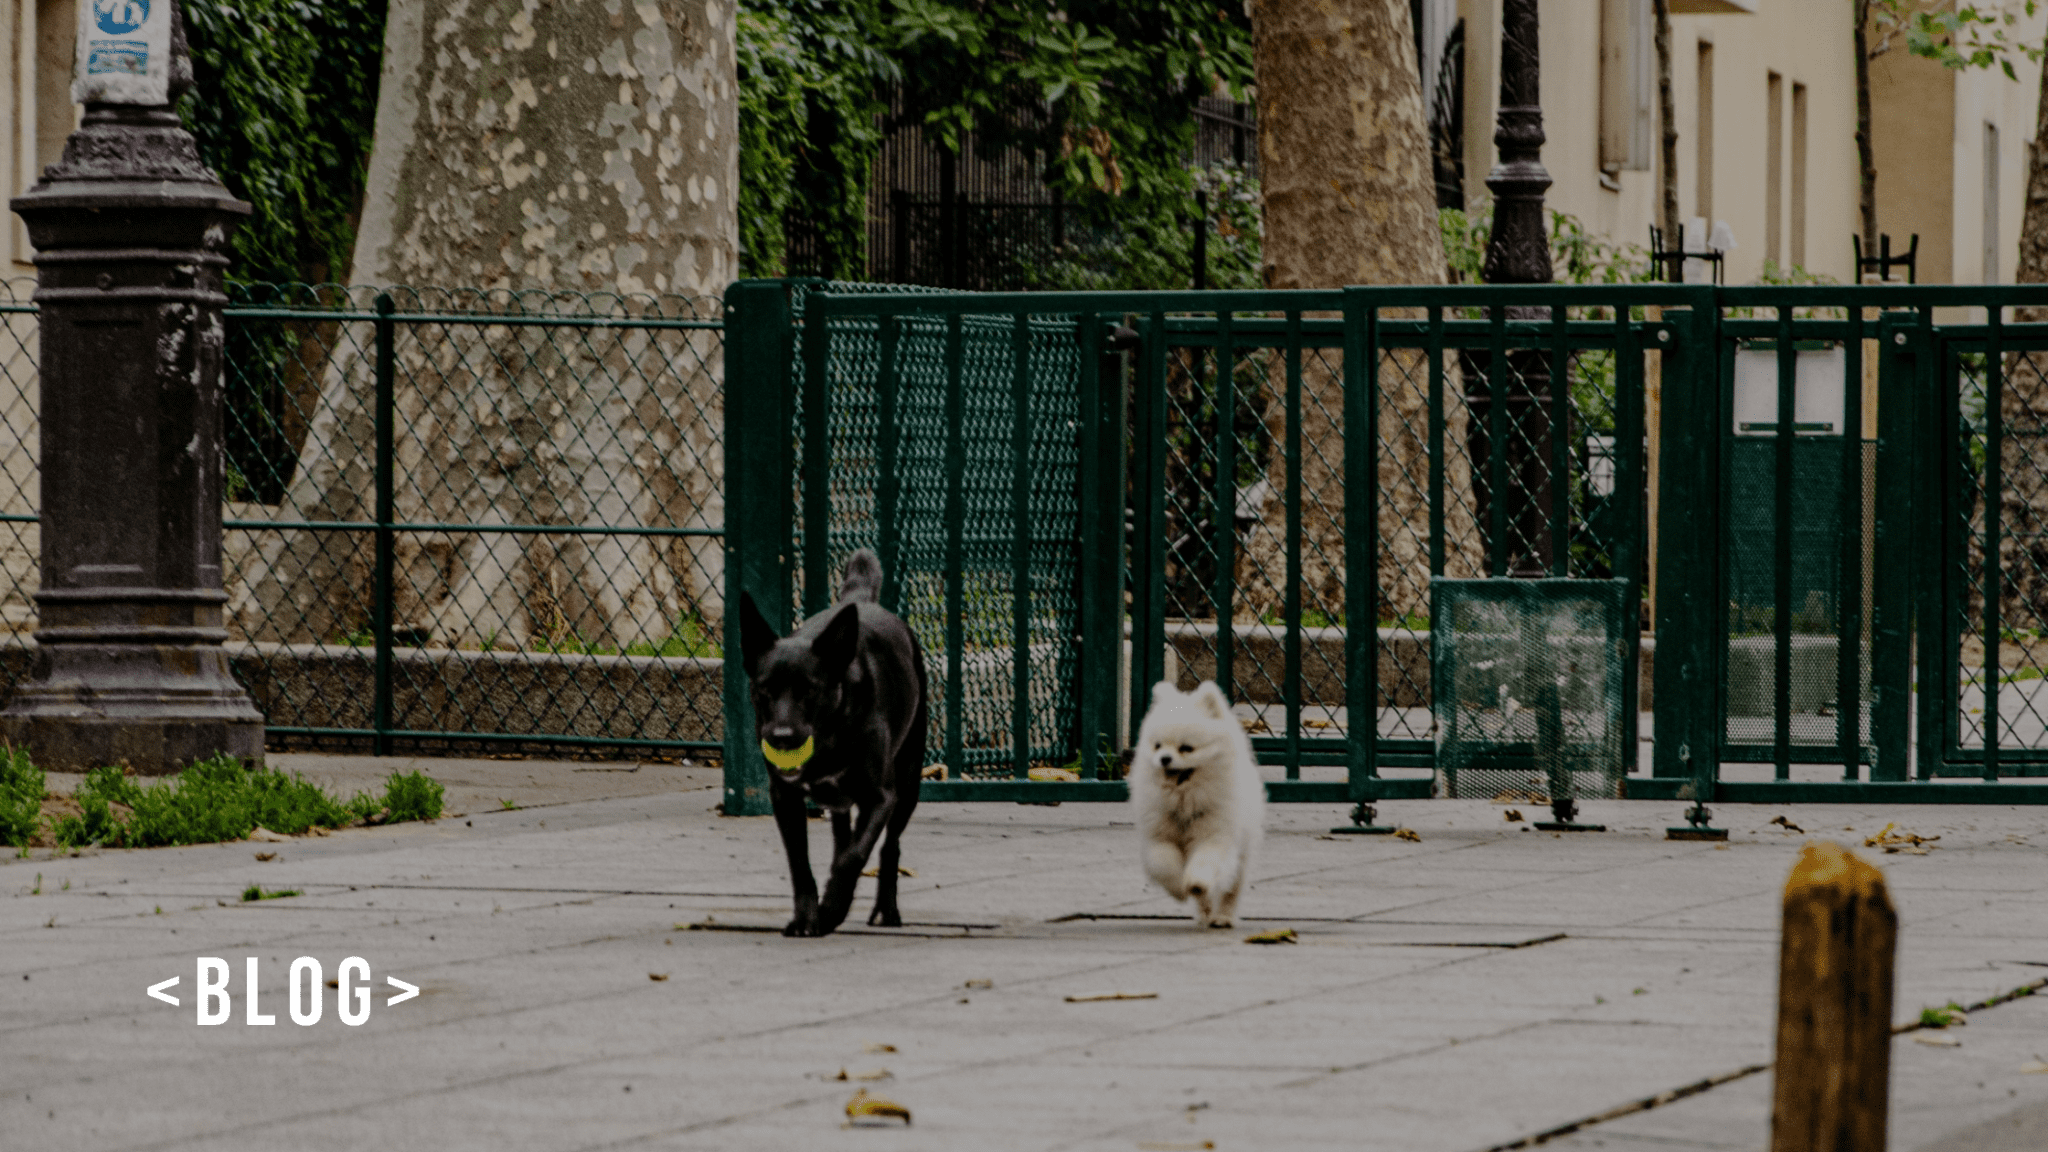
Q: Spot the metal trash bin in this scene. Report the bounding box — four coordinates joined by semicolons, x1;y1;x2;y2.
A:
1432;579;1632;822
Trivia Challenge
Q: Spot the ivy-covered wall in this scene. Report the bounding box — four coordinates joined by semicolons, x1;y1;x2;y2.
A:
172;0;1257;291
178;0;386;287
737;0;1257;288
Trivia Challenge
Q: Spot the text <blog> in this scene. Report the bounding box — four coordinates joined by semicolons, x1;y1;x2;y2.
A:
145;957;418;1025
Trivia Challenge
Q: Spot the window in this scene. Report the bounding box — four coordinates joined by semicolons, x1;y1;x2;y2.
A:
1766;72;1783;265
1985;122;2001;283
1791;83;1807;267
1601;0;1654;177
1697;42;1715;221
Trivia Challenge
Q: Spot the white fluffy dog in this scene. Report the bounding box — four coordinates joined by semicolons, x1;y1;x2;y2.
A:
1129;680;1266;927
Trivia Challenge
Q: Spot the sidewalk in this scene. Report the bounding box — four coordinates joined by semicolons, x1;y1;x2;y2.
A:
4;755;2046;1151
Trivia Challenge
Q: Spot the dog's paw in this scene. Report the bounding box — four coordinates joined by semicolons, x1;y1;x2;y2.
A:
867;906;902;928
1205;917;1235;929
783;916;824;937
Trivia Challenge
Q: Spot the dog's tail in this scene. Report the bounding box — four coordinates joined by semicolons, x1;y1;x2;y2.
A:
837;548;884;604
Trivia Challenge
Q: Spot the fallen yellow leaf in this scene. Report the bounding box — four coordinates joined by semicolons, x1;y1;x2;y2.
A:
1243;927;1298;945
844;1088;912;1126
1393;828;1421;843
1865;822;1939;850
648;973;669;982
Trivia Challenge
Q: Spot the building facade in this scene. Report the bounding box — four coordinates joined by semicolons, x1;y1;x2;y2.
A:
1441;0;2046;285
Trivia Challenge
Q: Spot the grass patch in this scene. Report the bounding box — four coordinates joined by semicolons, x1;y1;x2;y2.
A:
241;884;300;902
36;756;444;849
1919;1001;1967;1029
0;744;42;848
382;769;445;823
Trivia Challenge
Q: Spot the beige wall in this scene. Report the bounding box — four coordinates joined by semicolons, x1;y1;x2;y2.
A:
1949;37;2043;284
1870;40;1956;282
1;0;74;277
1459;0;2042;286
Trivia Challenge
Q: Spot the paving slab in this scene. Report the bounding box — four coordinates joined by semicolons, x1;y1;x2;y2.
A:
3;757;2046;1151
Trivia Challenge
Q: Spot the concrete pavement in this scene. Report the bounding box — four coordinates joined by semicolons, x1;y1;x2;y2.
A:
4;755;2047;1151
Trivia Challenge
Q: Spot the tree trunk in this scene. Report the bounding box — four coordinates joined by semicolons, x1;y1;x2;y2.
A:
1996;54;2048;670
1250;0;1472;634
1854;0;1877;252
232;0;738;654
1655;0;1678;240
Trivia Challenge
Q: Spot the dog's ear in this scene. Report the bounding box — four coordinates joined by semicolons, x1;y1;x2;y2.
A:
811;603;862;677
1192;681;1231;720
1150;680;1181;707
739;592;781;677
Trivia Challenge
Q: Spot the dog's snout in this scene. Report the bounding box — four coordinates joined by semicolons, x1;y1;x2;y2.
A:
1158;753;1173;767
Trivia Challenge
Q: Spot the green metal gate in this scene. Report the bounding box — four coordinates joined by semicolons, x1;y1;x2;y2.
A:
1918;311;2048;781
1649;286;2048;805
723;280;2048;812
722;281;1672;811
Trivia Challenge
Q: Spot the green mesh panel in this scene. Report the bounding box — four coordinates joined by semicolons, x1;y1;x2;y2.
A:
1432;578;1629;801
791;284;1082;776
1721;436;1873;750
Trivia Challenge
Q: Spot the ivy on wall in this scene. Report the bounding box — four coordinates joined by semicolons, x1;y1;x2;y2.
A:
178;0;386;286
738;0;1256;284
737;0;894;279
172;0;1252;288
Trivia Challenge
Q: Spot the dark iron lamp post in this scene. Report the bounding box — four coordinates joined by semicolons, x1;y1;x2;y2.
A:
0;2;263;772
1470;0;1557;585
1471;0;1606;832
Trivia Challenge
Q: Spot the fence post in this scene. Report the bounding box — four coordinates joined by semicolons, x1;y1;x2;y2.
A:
1653;290;1722;805
1343;288;1382;803
373;294;396;756
1870;314;1915;780
1769;841;1896;1152
1074;314;1122;776
1911;306;1944;779
722;280;796;817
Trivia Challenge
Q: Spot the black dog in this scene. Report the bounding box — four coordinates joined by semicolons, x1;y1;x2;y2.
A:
739;550;927;937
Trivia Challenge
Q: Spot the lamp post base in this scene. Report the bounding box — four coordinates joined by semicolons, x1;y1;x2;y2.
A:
1;647;263;774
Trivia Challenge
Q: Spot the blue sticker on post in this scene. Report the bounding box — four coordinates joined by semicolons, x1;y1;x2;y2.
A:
94;0;150;35
86;41;148;76
75;0;170;104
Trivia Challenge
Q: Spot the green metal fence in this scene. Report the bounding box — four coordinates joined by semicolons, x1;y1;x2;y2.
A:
0;272;2044;807
0;281;731;757
1650;285;2048;805
216;284;729;756
1920;308;2048;781
726;280;2048;812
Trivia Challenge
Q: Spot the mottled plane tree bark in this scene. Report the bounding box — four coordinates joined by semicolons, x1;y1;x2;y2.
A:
1248;0;1473;630
2000;51;2048;652
234;0;738;654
